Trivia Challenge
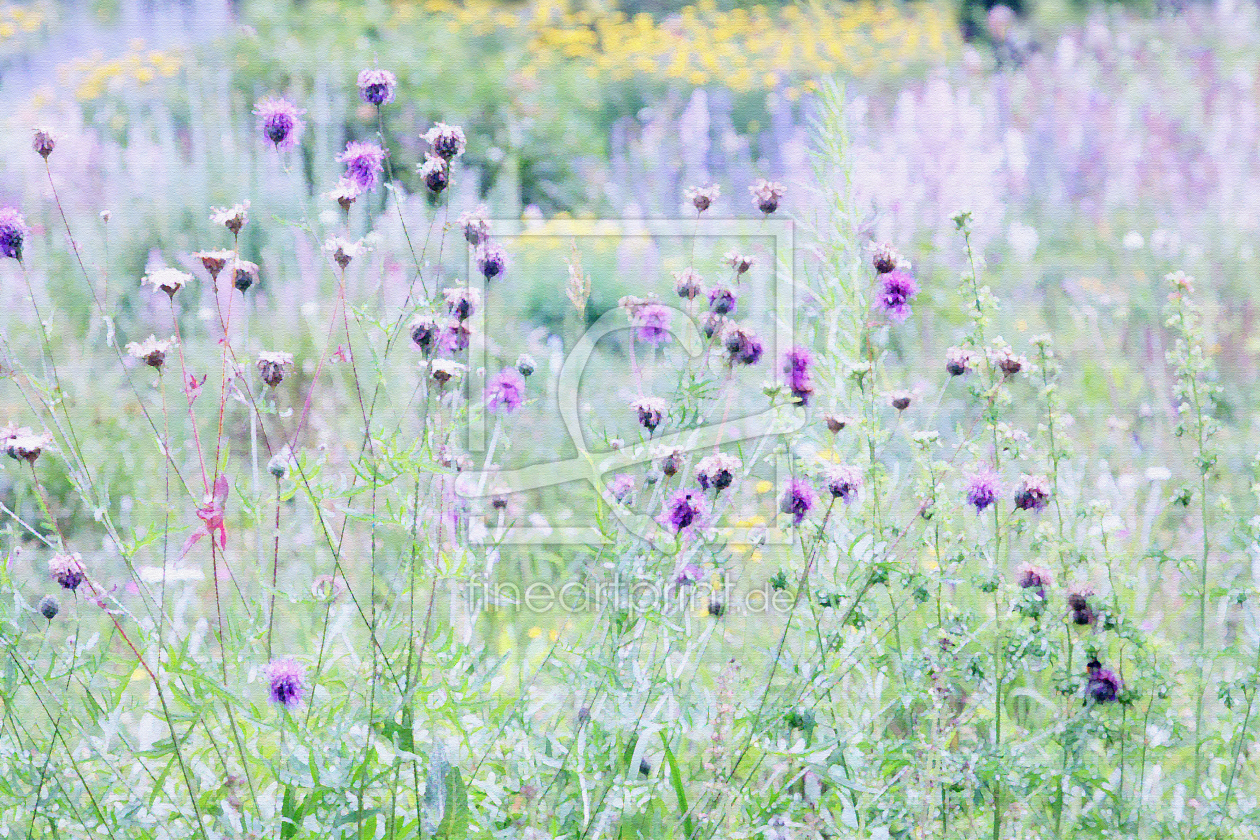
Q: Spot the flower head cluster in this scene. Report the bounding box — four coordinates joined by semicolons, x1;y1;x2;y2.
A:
945;346;975;376
424;122;466;161
1085;658;1122;703
126;335;177;370
0;207;29;261
663;490;706;533
253;97;305;151
824;464;863;505
337;141;387;195
966;470;1000;513
3;424;53;463
257;351;294;387
265;658;307;709
722;324;763;366
783;346;813;405
1016;563;1052;599
877;269;918;323
49;553;87;591
685;184;720;213
487;367;526;413
657;446;684;477
1014;474;1052;512
673;268;704;301
443;286;480;321
210;202;249;236
696;453;741;492
631;396;667;433
357;68;397;106
749;178;785;214
779;478;816;525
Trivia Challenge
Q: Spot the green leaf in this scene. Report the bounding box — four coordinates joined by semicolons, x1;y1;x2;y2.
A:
660;733;693;839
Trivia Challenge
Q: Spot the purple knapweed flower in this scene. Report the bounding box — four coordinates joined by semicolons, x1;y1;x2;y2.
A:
722;324;763;366
673;268;704;301
1016;563;1052;599
696;453;741;492
486;367;525;413
419;153;449;193
439;319;471;354
663;490;706;533
1068;583;1096;625
673;562;703;587
783;346;814;405
871;241;903;274
824;464;863;505
357;68;397;106
749;178;785;214
708;286;737;316
443;286;480;321
1014;474;1052;512
458;207;490;246
632;303;672;346
253;97;305;151
945;346;975;377
779;478;816;525
877;269;918;323
476;240;507;281
410;314;440;354
336;141;387;194
966;470;1000;513
423;122;466;161
684;184;719;213
265;658;307;709
0;208;30;261
1085;659;1122;704
48;553;87;591
631;396;667;433
606;473;635;503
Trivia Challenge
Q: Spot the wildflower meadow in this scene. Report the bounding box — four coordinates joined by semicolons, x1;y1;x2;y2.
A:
2;0;1260;838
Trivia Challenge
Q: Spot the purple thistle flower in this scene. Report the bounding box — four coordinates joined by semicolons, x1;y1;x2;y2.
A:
673;268;704;300
476;241;507;281
783;346;814;405
722;325;763;366
336;141;387;194
673;561;703;587
48;553;86;591
824;464;863;505
1014;474;1052;512
607;473;635;503
1016;563;1052;599
486;367;525;413
966;470;1000;513
265;658;307;709
423;122;466;161
253;97;305;151
632;303;672;346
779;478;816;525
419;153;449;193
708;286;737;316
631;396;667;433
877;269;918;323
442;286;480;321
1085;659;1122;704
357;68;397;106
1068;584;1097;626
0;207;29;261
663;490;706;533
410;315;440;354
439;319;471;353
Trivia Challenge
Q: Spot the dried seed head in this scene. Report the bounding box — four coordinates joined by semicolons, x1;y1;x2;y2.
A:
870;241;903;274
419;153;449;193
210;201;250;236
684;183;720;213
323;236;366;270
126;335;177;370
889;390;912;411
724;250;754;275
824;413;850;434
423;122;466;161
257;351;294;387
193;249;235;281
232;259;260;293
32;128;55;159
458;207;491;246
38;594;59;620
631;396;668;433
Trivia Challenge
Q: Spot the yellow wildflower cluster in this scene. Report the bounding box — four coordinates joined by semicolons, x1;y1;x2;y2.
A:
59;39;183;102
0;1;47;42
411;0;954;95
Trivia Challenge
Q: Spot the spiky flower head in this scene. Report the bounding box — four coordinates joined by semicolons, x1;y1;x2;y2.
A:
945;346;975;377
870;241;904;274
32;128;55;159
38;594;59;620
232;259;259;293
419;153;449;193
210;201;249;236
257;351;294;387
889;390;912;411
966;470;1000;513
475;240;507;281
722;324;763;366
1085;659;1122;703
410;314;440;354
126;335;177;370
192;249;235;281
458;207;491;246
696;453;741;492
685;184;720;213
3;424;53;463
337;141;387;194
673;268;704;301
991;346;1026;377
1068;583;1097;625
1014;474;1052;512
725;251;754;275
824;464;863;504
327;178;361;210
423;122;466;160
877;269;918;323
779;478;816;525
663;489;707;532
356;68;397;106
265;658;307;709
749;178;785;214
1016;562;1052;598
428;358;466;385
143;267;195;298
486;367;526;413
658;446;685;477
0;207;30;261
48;553;86;591
708;285;737;316
631;302;672;346
783;346;814;405
323;236;366;271
443;286;480;321
253;97;305;151
631;396;667;433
